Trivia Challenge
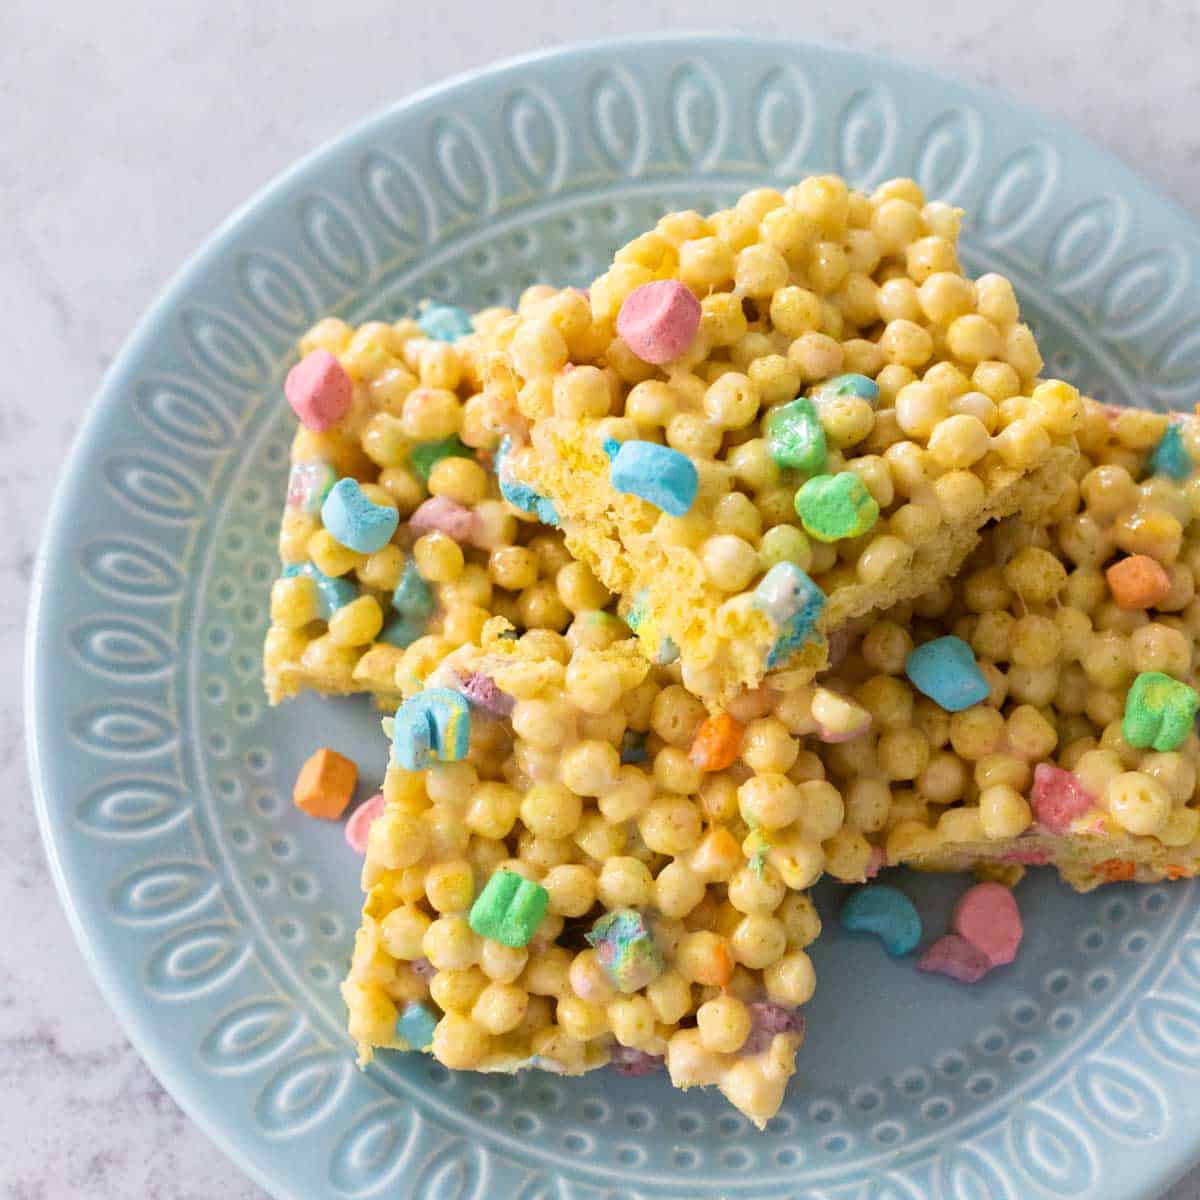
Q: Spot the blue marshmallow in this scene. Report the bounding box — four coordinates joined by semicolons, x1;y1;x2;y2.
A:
809;372;880;409
495;436;559;526
320;478;399;554
378;615;425;648
417;302;473;343
282;561;356;619
1150;423;1192;481
753;562;826;669
905;636;990;712
840;885;922;957
393;556;435;621
396;1000;439;1049
608;440;698;517
392;688;472;770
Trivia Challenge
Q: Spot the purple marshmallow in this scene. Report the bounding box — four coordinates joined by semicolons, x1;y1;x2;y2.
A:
459;671;515;718
742;1002;805;1055
610;1045;664;1077
410;957;436;981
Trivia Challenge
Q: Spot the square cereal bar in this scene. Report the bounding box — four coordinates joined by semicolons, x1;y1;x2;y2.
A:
484;176;1078;708
341;617;822;1126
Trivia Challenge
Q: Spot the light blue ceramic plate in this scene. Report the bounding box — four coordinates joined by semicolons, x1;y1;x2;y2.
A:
27;33;1200;1200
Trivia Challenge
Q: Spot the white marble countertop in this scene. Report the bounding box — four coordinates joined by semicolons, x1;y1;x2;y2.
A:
7;2;1200;1196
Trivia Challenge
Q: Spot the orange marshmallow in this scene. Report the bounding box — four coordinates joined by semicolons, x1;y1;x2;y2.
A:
689;712;745;772
1105;554;1171;610
293;747;357;819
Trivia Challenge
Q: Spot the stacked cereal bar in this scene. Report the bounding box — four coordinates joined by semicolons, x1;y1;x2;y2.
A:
341;618;820;1126
840;403;1200;891
264;306;608;705
484;176;1077;707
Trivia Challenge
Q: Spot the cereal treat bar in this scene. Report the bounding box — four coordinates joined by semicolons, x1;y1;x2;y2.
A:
813;402;1200;892
341;616;824;1127
484;176;1077;707
264;306;602;705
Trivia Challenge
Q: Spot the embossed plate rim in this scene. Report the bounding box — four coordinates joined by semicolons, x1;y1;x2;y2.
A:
26;32;1200;1200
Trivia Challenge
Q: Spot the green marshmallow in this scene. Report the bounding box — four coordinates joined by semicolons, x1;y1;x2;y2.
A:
410;435;473;483
795;472;880;542
1122;671;1200;752
765;397;826;474
468;869;549;948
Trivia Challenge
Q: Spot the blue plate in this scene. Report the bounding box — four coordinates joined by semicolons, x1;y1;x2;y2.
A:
27;33;1200;1200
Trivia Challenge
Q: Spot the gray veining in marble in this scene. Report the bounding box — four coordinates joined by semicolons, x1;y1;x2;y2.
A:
6;1;1200;1196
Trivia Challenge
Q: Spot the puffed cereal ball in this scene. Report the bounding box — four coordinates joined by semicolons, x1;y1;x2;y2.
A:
697;994;752;1053
1107;771;1172;836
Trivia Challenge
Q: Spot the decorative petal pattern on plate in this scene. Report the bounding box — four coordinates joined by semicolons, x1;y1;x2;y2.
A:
834;87;898;189
936;1146;1014;1200
1074;1058;1168;1142
199;998;306;1076
359;150;436;249
300;195;372;288
913;107;981;202
751;65;813;174
103;451;204;524
410;1138;488;1200
110;859;218;925
254;1049;353;1137
143;920;251;999
977;143;1058;242
429;116;497;215
133;377;237;454
1153;317;1200;394
1099;248;1187;337
1007;1105;1097;1196
1043;196;1127;293
505;88;567;194
668;61;727;171
587;68;648;177
236;252;318;335
181;306;269;391
69;615;174;681
328;1101;419;1194
1136;994;1200;1069
78;536;184;604
75;775;187;838
70;700;177;759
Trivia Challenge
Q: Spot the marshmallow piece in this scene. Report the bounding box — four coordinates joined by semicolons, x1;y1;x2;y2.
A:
742;1002;805;1055
396;1000;439;1049
905;636;990;713
616;279;701;364
408;495;479;545
1122;671;1200;752
765;396;826;473
839;884;922;957
1106;554;1171;610
286;460;337;514
344;793;386;854
321;478;399;554
469;869;549;948
587;908;664;993
608;439;699;516
795;472;880;542
952;882;1023;967
409;434;473;482
1149;423;1192;480
1031;763;1095;834
391;688;471;771
285;350;352;431
917;934;992;983
417;302;473;343
809;372;880;409
281;561;356;619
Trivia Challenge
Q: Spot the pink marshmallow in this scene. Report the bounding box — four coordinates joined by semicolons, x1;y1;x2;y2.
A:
917;934;992;983
408;496;479;545
344;793;386;855
285;350;353;432
1031;763;1095;834
952;882;1023;967
616;280;701;364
